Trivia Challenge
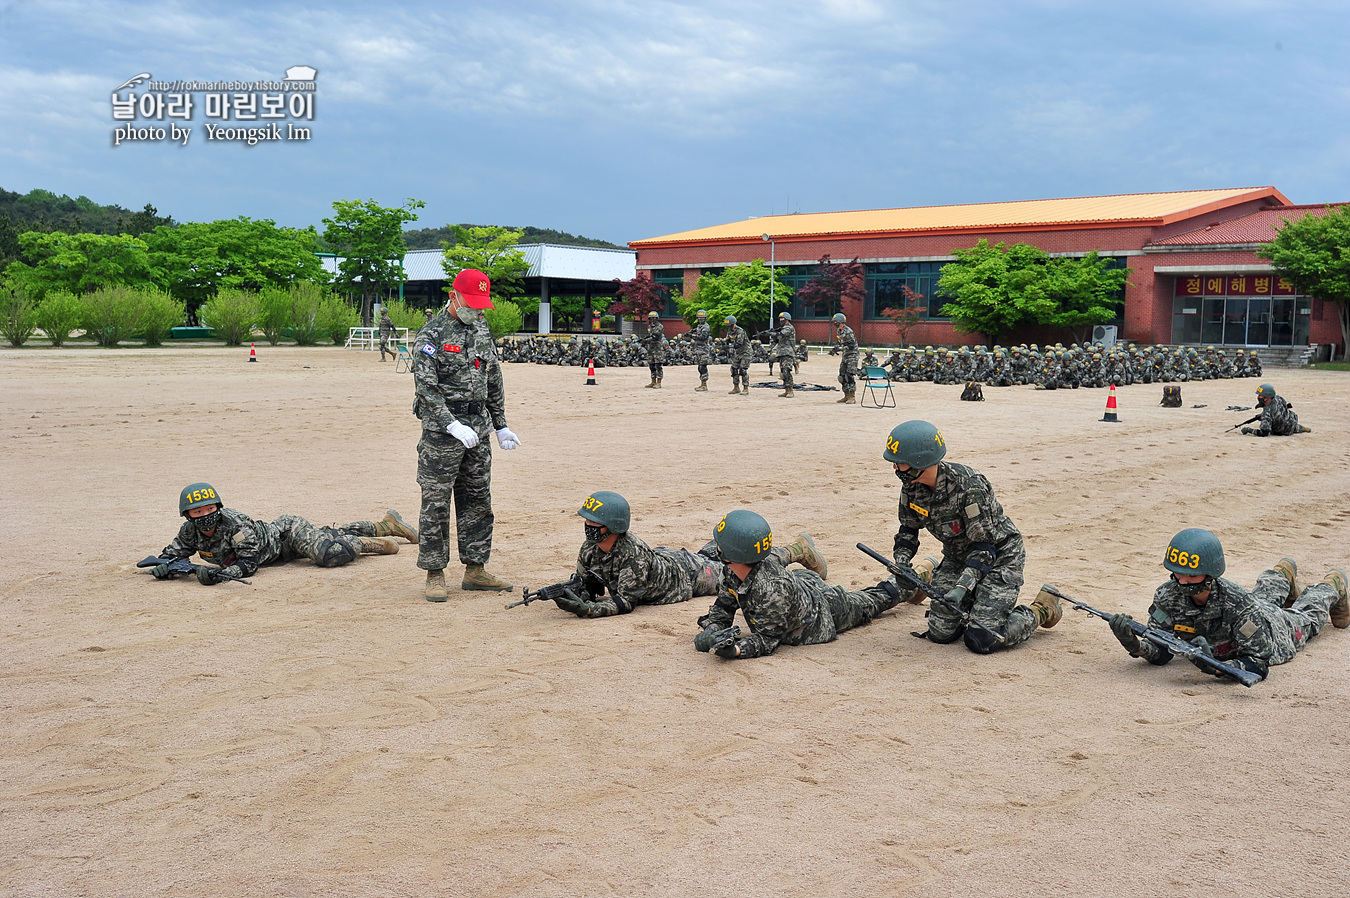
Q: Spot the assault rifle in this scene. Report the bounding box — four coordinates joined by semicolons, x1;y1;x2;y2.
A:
506;572;586;610
1225;413;1261;434
1038;583;1261;687
137;555;251;584
709;625;741;653
855;543;1005;645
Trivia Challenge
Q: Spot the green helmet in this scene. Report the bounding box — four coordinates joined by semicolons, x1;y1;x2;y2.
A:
578;490;630;533
179;482;222;516
648;311;659;318
883;420;947;468
696;309;707;318
1163;528;1226;577
778;311;791;320
713;510;774;564
1256;383;1275;399
831;312;846;324
724;315;737;326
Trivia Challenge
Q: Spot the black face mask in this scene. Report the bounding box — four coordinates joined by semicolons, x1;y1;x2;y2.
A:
584;523;606;543
1171;573;1212;598
193;509;221;534
895;466;923;484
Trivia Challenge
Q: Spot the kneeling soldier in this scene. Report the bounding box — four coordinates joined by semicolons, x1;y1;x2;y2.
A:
694;510;900;659
554;491;726;617
1108;528;1347;682
153;482;416;584
883;420;1060;653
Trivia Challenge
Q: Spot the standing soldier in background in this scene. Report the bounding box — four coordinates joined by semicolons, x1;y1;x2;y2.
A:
640;310;668;388
773;311;798;398
725;314;752;395
830;312;859;404
378;307;396;361
690;309;712;392
412;269;522;601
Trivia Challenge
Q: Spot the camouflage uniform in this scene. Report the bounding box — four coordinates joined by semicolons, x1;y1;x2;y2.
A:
567;533;724;617
773;319;797;389
690;319;712;385
727;324;752;390
835;323;859;393
640;318;668;381
697;552;902;658
412;310;508;571
1132;571;1339;677
161;508;378;579
1251;394;1302;436
894;461;1039;652
378;311;395;361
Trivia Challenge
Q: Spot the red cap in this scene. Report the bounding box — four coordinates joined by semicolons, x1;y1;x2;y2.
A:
452;269;494;309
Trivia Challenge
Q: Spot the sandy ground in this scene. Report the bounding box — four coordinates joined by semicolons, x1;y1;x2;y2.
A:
2;344;1348;898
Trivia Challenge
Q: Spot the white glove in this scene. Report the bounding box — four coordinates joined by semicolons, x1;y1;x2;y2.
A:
495;427;521;450
447;420;479;448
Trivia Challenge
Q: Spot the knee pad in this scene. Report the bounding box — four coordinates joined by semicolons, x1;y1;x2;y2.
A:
963;626;1003;655
315;538;357;568
925;623;964;645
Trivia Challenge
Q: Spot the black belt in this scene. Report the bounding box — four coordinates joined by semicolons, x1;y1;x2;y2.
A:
448;400;485;415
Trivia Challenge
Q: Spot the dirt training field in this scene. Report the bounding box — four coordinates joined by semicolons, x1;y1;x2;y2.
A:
2;346;1348;897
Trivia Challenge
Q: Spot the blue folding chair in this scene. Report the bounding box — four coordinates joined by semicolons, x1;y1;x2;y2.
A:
859;366;895;408
395;342;414;374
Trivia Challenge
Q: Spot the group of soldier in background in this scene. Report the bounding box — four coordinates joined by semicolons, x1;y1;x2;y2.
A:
495;330;808;371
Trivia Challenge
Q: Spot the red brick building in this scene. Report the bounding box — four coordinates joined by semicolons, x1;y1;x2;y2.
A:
629;188;1345;355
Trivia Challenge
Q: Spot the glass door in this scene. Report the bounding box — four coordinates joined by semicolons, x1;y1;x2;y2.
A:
1246;298;1270;345
1201;298;1226;344
1223;298;1248;344
1293;297;1312;345
1271;298;1295;345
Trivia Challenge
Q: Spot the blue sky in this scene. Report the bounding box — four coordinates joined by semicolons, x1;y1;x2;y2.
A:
1;0;1347;245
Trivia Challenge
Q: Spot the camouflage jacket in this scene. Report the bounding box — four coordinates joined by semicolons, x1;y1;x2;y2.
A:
835;325;858;360
690;321;712;360
772;321;797;358
412;312;507;433
699;553;837;658
576;533;693;616
1256;395;1299;435
162;507;282;578
894;461;1022;590
726;325;752;363
640;320;668;361
1137;576;1303;667
378;315;394;338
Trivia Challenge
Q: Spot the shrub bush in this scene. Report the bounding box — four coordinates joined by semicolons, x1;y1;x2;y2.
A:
1;286;39;346
200;289;259;346
483;299;523;339
289;281;327;346
319;295;358;345
81;285;143;347
139;288;186;346
381;299;426;331
256;286;292;345
35;289;83;346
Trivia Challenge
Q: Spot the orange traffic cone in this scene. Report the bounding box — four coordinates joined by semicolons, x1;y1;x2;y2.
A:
585;358;596;386
1100;383;1120;422
248;343;258;363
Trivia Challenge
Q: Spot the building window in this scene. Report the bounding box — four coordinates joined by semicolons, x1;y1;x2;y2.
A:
863;261;951;320
651;269;684;317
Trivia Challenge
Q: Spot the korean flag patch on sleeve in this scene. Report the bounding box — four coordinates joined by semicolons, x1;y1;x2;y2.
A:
420;344;436;356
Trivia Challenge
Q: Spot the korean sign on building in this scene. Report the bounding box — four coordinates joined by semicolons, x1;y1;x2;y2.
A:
110;66;317;147
1174;274;1296;297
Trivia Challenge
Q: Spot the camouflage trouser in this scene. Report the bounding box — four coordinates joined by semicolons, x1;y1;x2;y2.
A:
826;584;904;632
648;361;664;379
695;350;710;382
926;542;1036;652
416;419;494;571
731;357;751;388
379;334;393;358
273;514;368;568
838;352;858;391
669;547;725;596
778;354;795;388
1251;568;1335;664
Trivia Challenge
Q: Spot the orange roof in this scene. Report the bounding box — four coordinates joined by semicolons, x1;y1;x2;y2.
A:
630;187;1291;247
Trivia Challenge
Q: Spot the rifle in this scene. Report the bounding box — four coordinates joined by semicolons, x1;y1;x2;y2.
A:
137;555;251;584
505;572;586;610
855;543;1005;645
1038;584;1261;687
1225;413;1261;434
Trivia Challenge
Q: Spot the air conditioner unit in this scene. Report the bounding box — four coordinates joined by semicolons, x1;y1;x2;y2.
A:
1092;325;1118;347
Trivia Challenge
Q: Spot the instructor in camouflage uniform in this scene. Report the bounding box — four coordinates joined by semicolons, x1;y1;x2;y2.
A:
772;311;798;398
724;315;752;395
830;312;859;404
694;510;901;659
690;309;712;391
1108;528;1347;682
378;307;396;361
412;269;521;601
1242;383;1311;436
152;482;416;584
640;310;668;388
550;491;726;618
884;420;1060;653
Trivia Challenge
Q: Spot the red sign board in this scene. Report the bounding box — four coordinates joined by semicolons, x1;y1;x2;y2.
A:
1175;274;1294;297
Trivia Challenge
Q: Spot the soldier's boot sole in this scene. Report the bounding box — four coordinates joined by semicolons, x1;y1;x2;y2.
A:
425;569;448;602
378;509;419;542
1030;583;1063;628
1272;557;1300;608
359;537;400;555
906;555;940;604
1325;569;1348;628
785;532;828;580
462;563;513;592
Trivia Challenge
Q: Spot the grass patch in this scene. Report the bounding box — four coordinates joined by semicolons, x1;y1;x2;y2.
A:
1307;361;1350;371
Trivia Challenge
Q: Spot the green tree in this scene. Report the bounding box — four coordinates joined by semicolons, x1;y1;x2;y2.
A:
322;197;424;326
1;284;38;346
146;218;329;314
1032;252;1129;343
138;288;186;346
5;231;157;298
256;286;293;345
79;285;144;347
441;225;534;315
681;260;792;335
34;289;83;345
200;288;259;346
380;298;425;331
1257;205;1350;352
318;295;359;345
483;299;524;339
935;240;1054;346
288;281;329;346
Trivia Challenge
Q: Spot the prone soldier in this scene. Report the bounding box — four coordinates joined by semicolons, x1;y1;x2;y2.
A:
1243;383;1311;436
